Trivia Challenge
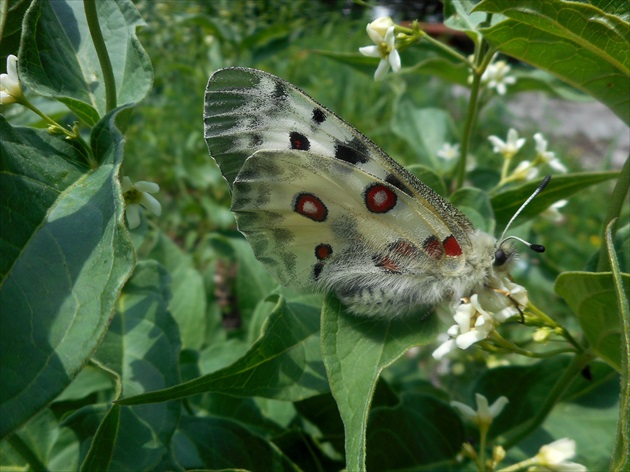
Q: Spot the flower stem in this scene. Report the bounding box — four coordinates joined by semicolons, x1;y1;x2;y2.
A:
415;30;474;66
485;333;575;358
83;0;117;112
526;302;583;351
454;44;495;190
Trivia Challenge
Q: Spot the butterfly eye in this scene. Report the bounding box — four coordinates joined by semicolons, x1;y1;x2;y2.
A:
493;248;510;267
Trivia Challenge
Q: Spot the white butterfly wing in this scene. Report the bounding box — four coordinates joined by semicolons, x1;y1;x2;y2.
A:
203;67;492;316
203;68;473;246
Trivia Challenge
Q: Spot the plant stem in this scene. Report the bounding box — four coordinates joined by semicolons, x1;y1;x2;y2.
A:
526;302;582;351
83;0;117;112
597;154;629;271
416;30;473;66
454;45;495;190
500;350;595;449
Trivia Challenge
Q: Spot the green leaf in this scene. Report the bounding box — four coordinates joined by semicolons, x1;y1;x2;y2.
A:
209;234;279;324
20;0;153;124
451;187;495;233
79;405;120;472
321;295;439;472
84;260;181;471
406;164;448;197
116;295;327;405
172;415;300;471
555;272;628;371
147;233;207;350
2;409;79;471
366;393;465;469
474;357;618;442
475;0;630;124
391;104;457;169
444;0;486;40
0;109;134;439
605;218;630;470
491;171;620;231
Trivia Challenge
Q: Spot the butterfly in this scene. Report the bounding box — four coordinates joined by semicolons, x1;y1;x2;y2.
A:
203;68;544;317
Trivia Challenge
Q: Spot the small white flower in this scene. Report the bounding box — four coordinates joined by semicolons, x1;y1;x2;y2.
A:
481;60;516;95
366;16;395;43
488;128;526;159
511;160;540;181
451;393;509;428
529;438;586;471
437;143;460;161
534;133;567;173
122;176;162;229
541;199;568;223
533;327;553;343
432;277;527;360
359;18;401;81
0;55;23;105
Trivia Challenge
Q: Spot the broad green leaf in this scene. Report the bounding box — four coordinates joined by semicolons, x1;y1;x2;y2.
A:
20;0;152;124
555;272;627;371
172;415;299;471
443;0;487;40
392;104;457;169
367;393;465;469
474;357;618;441
321;295;439;472
491;171;620;231
209;234;279;325
0;109;134;439
147;233;207;350
504;360;619;470
475;0;630;124
451;187;495;233
54;365;113;403
79;405;120;472
406;164;448;197
116;295;327;405
86;261;181;471
0;409;79;471
314;49;470;85
0;117;87;277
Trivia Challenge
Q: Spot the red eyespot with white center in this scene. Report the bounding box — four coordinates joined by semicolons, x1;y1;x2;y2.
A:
293;193;328;222
364;183;397;213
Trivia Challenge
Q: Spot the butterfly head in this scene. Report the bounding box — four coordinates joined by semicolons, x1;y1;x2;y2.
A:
492;176;550;270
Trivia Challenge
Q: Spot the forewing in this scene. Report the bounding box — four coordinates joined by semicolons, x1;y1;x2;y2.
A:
203;67;474;247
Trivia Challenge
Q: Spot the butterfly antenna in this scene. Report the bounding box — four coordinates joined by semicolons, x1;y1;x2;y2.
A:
498;175;551;253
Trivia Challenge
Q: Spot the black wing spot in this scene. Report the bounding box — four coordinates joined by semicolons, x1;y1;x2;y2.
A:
272;81;288;102
385;174;412;196
312;108;326;124
290;132;310;151
334;138;369;165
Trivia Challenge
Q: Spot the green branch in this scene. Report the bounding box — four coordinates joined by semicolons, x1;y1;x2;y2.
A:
83;0;117;112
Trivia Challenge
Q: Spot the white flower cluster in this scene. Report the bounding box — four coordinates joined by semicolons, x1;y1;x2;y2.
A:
433;276;527;359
